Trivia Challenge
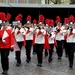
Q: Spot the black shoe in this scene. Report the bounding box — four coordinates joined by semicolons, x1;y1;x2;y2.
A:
16;63;21;66
65;55;68;57
58;57;61;60
26;59;29;63
26;57;31;63
69;64;73;69
37;63;42;67
45;54;48;57
15;57;17;60
26;59;30;63
2;70;8;75
32;52;36;55
48;59;52;63
69;65;73;69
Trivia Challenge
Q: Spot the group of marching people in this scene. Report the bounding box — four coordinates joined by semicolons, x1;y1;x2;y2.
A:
0;12;75;75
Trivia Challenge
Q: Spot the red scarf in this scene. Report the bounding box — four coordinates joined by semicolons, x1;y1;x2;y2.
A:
69;31;73;36
37;30;42;36
17;30;20;34
26;29;30;34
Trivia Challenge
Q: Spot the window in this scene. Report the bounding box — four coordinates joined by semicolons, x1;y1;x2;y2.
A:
18;0;20;3
0;0;6;3
14;0;18;3
36;0;41;4
30;0;35;4
9;0;14;3
24;0;27;3
6;0;9;3
20;0;24;3
0;0;2;3
24;0;41;4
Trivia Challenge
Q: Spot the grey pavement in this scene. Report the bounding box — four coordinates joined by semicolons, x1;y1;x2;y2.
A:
0;46;75;75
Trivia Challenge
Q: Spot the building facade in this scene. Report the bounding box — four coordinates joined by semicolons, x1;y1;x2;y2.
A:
0;0;70;4
0;0;41;4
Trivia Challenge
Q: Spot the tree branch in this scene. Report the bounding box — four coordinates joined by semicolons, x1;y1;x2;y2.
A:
50;0;56;4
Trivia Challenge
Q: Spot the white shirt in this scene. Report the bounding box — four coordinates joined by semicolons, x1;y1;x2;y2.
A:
35;29;46;44
15;28;26;42
48;32;55;44
25;27;34;40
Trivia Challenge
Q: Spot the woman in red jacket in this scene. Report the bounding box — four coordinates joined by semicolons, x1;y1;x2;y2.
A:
0;22;14;75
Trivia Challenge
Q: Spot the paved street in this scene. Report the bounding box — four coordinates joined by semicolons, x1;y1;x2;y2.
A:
0;46;75;75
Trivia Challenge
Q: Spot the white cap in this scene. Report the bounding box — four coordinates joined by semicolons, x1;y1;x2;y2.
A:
70;22;73;25
66;24;68;25
0;20;2;24
34;24;36;25
46;24;48;27
17;21;20;23
27;21;30;24
39;22;42;24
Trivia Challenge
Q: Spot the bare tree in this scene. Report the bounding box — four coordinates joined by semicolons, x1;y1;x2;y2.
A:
50;0;61;4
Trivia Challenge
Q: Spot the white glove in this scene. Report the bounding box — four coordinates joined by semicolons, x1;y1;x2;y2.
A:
2;39;6;43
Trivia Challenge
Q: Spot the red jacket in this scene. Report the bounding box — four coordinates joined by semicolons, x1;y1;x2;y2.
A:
0;29;14;49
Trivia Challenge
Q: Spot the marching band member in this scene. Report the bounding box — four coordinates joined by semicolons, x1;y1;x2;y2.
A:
55;16;63;60
35;15;46;67
25;15;34;63
32;19;37;55
14;14;26;66
44;19;50;57
64;18;69;57
67;25;74;68
0;12;14;75
67;15;75;68
35;24;46;67
47;19;55;62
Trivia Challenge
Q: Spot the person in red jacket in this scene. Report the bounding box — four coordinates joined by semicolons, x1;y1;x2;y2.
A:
0;22;14;75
